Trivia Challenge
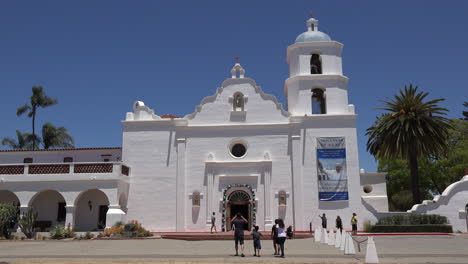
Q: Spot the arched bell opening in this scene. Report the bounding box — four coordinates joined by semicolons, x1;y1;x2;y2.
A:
310;53;322;74
312;88;326;114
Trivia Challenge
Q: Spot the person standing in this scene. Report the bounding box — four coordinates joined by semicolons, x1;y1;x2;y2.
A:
351;213;358;235
319;213;327;229
276;219;287;258
211;212;217;233
230;212;248;257
251;225;262;257
336;216;343;233
271;219;279;255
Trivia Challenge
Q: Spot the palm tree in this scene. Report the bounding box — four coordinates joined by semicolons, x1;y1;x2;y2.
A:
1;130;40;150
41;123;74;149
17;86;58;150
366;85;451;205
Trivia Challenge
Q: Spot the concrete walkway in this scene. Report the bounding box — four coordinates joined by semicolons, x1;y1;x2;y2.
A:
1;235;468;263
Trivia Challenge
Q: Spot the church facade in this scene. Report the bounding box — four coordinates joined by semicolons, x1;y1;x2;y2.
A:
1;17;467;233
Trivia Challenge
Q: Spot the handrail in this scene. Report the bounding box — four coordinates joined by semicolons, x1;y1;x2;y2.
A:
0;162;129;176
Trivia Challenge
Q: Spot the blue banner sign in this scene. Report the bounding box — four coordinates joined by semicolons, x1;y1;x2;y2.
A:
317;137;348;201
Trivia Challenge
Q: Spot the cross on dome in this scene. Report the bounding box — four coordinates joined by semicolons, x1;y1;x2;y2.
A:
231;57;245;79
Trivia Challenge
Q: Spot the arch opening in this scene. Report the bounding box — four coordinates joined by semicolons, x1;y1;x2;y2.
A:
312;88;326;114
0;190;20;206
310;53;322;74
29;190;66;230
233;92;245;111
74;189;110;231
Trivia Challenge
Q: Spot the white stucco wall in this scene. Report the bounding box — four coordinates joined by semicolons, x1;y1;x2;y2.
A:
408;175;468;232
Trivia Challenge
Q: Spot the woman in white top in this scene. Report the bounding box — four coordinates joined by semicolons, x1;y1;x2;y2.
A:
276;219;287;257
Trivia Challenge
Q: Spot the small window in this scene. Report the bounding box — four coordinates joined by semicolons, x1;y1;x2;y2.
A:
23;157;33;164
312;88;326;114
63;157;73;163
310;53;322;74
103;158;110;162
233;92;245;111
231;143;247;158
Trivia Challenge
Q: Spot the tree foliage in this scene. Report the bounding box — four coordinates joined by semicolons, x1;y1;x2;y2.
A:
41;123;74;149
463;102;468;121
1;130;40;150
367;85;452;204
16;86;58;150
379;119;468;211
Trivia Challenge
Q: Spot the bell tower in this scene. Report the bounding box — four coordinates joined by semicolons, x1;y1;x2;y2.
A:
284;15;353;116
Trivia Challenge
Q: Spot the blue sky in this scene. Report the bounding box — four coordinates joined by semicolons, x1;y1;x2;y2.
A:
0;1;467;172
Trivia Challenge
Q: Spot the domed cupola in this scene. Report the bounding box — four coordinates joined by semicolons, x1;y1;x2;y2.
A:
295;17;331;43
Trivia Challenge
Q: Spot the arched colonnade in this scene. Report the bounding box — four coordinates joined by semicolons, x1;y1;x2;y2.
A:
0;189;127;231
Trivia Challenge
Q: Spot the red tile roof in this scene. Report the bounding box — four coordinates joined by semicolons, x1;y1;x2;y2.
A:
160;114;180;119
0;147;121;153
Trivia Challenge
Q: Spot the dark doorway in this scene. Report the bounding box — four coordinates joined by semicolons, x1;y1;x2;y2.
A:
226;190;251;231
230;202;250;231
98;205;108;229
57;202;66;222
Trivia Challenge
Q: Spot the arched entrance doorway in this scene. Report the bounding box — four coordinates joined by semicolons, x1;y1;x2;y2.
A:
226;190;251;231
29;190;66;230
74;189;110;231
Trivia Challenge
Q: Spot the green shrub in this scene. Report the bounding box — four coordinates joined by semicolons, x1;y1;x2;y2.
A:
0;203;18;239
370;224;453;233
124;223;136;232
377;214;448;225
113;221;125;228
18;208;38;239
50;225;66;239
363;220;372;232
50;224;75;239
84;232;94;240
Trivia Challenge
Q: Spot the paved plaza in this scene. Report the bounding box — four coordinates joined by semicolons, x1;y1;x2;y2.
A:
0;235;468;263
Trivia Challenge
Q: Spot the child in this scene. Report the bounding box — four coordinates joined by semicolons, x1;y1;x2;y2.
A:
286;225;294;239
251;225;262;257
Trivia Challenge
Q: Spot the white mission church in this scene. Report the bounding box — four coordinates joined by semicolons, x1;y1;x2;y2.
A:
1;16;467;233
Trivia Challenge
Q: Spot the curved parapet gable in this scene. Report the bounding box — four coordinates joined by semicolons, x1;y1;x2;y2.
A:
409;175;468;213
125;101;162;121
184;77;290;124
184;87;224;120
407;175;468;232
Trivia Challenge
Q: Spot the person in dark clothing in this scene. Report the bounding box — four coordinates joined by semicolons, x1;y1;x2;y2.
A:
271;219;279;255
251;225;262;257
336;216;343;233
286;225;294;239
230;212;248;257
319;213;327;229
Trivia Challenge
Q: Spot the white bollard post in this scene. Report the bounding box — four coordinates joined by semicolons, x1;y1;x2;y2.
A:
365;236;379;263
340;230;346;251
320;228;326;244
328;229;335;246
344;232;356;255
335;230;342;248
315;227;321;242
324;228;329;244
